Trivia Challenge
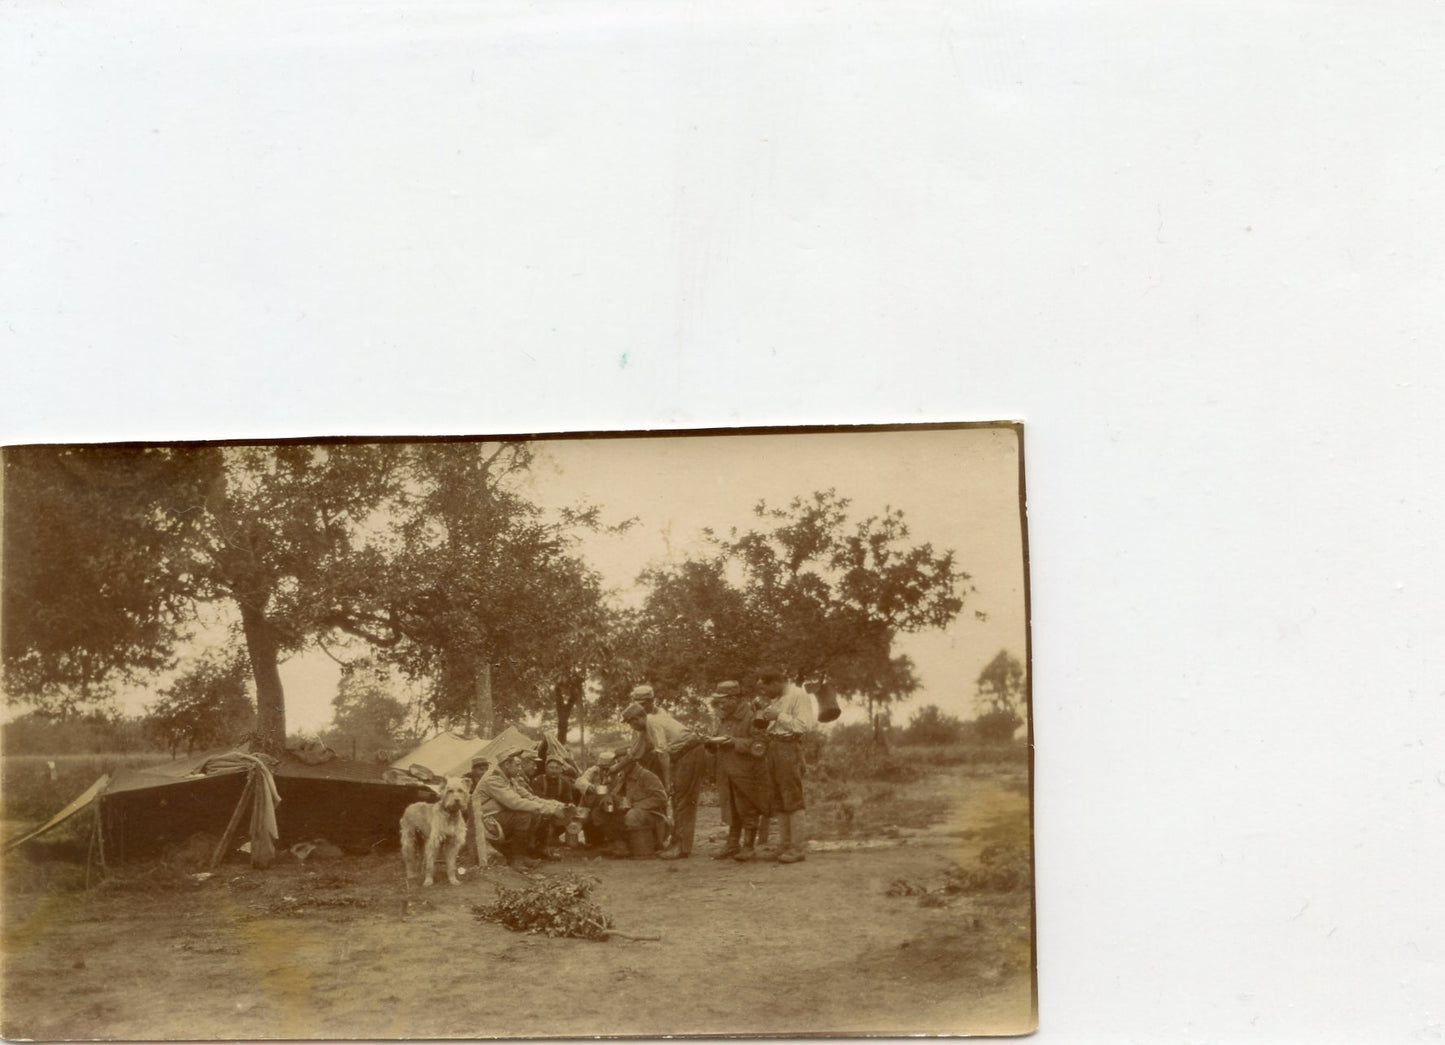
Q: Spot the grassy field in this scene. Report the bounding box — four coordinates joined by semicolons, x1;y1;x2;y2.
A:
1;752;175;824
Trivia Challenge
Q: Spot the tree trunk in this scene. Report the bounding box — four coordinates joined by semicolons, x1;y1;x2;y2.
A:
474;659;493;738
556;689;570;742
554;675;584;743
868;694;890;750
239;602;287;755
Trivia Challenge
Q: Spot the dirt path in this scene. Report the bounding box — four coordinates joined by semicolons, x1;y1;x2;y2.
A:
2;765;1034;1039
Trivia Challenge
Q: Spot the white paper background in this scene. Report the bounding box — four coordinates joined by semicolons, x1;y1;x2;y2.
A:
4;1;1444;1041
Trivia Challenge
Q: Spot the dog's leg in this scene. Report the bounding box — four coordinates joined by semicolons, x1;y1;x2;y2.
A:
400;826;418;888
445;818;465;884
421;817;441;887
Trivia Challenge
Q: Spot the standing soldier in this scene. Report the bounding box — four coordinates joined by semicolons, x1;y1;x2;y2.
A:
706;680;774;860
620;685;708;860
755;665;818;864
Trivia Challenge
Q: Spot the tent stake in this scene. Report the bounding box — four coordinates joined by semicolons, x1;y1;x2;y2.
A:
210;771;257;871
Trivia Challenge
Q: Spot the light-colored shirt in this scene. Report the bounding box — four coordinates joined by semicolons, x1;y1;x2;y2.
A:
645;709;693;752
472;765;567;818
767;684;818;736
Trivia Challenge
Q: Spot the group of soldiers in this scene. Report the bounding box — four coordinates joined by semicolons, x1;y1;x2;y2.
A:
465;667;819;869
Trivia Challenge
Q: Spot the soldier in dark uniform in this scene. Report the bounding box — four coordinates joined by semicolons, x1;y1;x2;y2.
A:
706;680;774;860
589;754;669;858
529;755;583;858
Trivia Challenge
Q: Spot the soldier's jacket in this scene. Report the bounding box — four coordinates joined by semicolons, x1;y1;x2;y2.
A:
611;764;667;814
472;764;567;819
718;700;770;755
530;771;582;805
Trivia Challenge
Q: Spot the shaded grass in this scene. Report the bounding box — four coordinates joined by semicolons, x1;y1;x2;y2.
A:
1;752;173;821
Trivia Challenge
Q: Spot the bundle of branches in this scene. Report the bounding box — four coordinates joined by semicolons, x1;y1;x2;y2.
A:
473;874;614;940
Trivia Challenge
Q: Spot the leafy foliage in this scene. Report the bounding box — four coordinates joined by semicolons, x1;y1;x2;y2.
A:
900;704;966;746
373;442;623;737
972;708;1024;744
320;659;412;761
2;446;216;713
1;713;153;756
145;650;255;756
1;752;169;821
2;442;407;753
614;489;970;730
473;873;613;940
200;443;406;750
2;440;625;753
816;724;921;783
975;649;1025;716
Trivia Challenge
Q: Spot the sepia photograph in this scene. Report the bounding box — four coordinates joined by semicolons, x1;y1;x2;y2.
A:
1;422;1034;1040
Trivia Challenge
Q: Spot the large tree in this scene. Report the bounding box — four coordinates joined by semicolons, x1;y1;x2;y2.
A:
503;556;615;742
619;489;969;734
4;442;405;753
603;555;765;720
3;445;215;716
6;439;626;754
197;443;406;751
344;441;628;739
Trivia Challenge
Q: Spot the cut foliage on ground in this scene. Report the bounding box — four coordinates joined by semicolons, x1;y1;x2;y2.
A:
473;873;613;941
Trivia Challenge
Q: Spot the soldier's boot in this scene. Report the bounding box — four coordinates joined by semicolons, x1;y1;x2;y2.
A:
777;811;807;863
756;816;779;861
733;826;758;862
713;827;742;860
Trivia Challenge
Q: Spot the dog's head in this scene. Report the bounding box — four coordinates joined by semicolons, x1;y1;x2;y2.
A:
439;776;470;815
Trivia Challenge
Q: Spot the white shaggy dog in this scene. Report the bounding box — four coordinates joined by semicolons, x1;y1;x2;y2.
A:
399;776;471;887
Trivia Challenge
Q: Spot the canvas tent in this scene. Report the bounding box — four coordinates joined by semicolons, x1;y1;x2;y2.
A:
5;748;432;868
389;725;580;781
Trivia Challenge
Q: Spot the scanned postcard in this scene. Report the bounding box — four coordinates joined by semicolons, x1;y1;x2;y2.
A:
2;423;1035;1038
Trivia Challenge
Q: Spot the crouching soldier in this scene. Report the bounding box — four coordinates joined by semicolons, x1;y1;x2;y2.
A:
589;751;669;859
471;743;573;870
574;751;616;848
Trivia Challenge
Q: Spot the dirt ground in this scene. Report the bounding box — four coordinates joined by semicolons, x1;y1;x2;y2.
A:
1;760;1034;1039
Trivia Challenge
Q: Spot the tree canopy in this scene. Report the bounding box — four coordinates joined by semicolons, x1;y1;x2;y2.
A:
5;446;970;753
146;649;255;756
3;440;622;751
2;445;215;714
975;649;1025;716
611;489;970;730
366;441;623;737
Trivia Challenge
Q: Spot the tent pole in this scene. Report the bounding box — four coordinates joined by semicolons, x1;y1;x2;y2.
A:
210;771;258;871
85;809;96;889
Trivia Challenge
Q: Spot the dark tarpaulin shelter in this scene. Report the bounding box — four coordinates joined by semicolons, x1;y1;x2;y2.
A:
7;748;432;867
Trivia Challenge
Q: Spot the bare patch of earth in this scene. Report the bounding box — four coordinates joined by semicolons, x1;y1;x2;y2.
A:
2;762;1033;1039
